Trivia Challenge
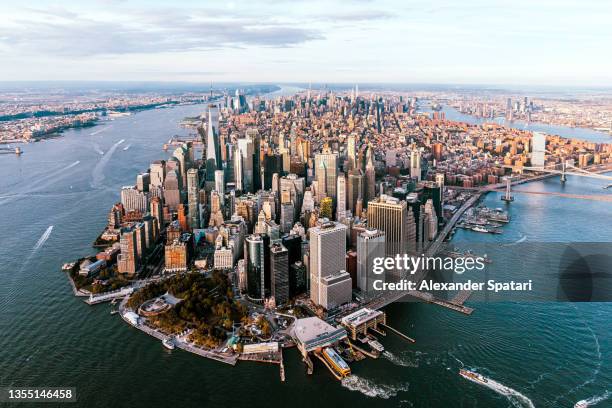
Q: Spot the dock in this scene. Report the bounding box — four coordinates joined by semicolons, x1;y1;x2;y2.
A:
84;286;134;305
408;290;474;315
379;323;416;343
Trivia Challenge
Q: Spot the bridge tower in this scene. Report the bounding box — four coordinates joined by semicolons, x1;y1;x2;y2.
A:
501;176;514;202
560;161;567;183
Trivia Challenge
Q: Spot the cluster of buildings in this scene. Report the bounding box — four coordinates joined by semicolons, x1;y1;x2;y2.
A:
91;87;611;315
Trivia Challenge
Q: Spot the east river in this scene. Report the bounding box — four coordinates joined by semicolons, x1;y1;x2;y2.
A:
0;101;610;407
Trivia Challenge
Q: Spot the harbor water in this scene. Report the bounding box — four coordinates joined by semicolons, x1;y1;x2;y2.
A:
0;103;610;407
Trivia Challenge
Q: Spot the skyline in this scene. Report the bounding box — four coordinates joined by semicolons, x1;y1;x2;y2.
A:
1;0;612;86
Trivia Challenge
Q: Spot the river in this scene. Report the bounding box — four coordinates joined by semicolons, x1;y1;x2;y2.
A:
0;101;610;407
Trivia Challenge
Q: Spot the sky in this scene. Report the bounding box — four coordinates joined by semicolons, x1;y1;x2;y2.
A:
1;0;611;86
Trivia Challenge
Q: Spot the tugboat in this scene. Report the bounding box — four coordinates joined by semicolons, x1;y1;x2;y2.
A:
162;337;175;350
459;369;488;384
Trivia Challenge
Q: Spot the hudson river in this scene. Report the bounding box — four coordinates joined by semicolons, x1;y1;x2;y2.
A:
0;102;610;407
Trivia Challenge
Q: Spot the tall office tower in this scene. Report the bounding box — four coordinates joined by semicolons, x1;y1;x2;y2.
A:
424;199;438;241
435;173;445;188
280;203;294;233
163;170;181;211
281;174;305;208
365;145;376;204
117;228;138;276
134;222;147;258
237;138;254;193
506;97;513;120
142;215;155;248
173;145;189;188
186;169;200;230
150;196;164;227
347;134;357;171
246;128;262;191
309;221;347;306
410;149;421;181
367;195;408;281
531;132;546;167
120;186;149;214
205;104;222;183
149;160;166;189
271;172;280;196
245;234;266;299
225;143;235;183
357;228;386;294
406;206;417;253
301;189;315;213
347;170;364;214
314;149;338;202
136;173;150;192
336;172;347;221
422;181;443;220
214;169;225;206
270;242;289;305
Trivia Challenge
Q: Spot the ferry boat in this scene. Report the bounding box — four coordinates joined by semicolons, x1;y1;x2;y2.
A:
322;347;351;377
574;401;588;408
459;369;488;385
471;226;489;233
369;339;385;352
162;337;175;350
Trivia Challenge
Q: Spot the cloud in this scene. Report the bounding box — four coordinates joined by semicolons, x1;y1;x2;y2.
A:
0;7;324;57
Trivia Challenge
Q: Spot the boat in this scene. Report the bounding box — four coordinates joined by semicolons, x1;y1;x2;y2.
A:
322;347;351;377
471;226;489;233
574;401;588;408
162;337;175;350
459;369;488;385
369;339;385;352
61;262;75;271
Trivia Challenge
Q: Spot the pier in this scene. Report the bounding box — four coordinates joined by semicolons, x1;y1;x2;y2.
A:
407;290;474;315
379;323;416;343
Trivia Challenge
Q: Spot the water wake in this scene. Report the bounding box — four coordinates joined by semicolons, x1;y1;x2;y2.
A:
92;143;104;155
463;371;535;408
576;390;611;407
33;226;53;250
122;144;131;151
90;125;112;136
91;139;124;187
383;351;419;368
341;374;409;399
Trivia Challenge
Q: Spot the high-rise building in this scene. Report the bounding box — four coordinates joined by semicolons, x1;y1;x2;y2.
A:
319;270;352;310
246;128;262;191
236;138;254;193
348;170;364;215
336;172;347;221
150;196;163;227
365;146;376;204
314;149;338;203
136;173;150;192
423;199;438;241
410;149;421;181
270;242;289;305
367;195;408;281
120;186;149;214
205;104;222;183
245;234;266;299
149;160;165;189
531;132;546;167
187;169;200;230
163;170;181;211
357;228;385;294
309;221;347;306
117;228;138;276
347;134;357;171
214;169;225;206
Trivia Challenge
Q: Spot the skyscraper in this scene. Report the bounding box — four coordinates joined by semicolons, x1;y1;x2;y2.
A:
336;172;347;221
357;228;385;294
245;234;266;299
270;242;289;305
531;132;546;167
367;195;408;281
120;186;149;214
205;104;221;183
365;145;376;204
163;170;181;211
237;138;254;193
347;134;357;171
410;149;421;181
309;221;347;306
187;168;200;230
314;149;338;203
214;169;225;206
347;170;364;214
